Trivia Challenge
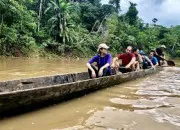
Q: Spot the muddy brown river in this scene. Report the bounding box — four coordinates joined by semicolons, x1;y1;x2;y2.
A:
0;58;180;130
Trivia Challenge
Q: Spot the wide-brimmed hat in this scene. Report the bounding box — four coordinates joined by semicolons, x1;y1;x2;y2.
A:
160;45;166;48
98;43;109;51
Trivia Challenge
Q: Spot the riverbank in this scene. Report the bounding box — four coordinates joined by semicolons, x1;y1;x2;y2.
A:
1;49;96;59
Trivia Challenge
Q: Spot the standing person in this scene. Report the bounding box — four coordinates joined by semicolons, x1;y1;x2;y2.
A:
86;43;112;78
132;48;143;70
155;45;166;65
149;51;159;66
112;46;136;73
139;50;155;69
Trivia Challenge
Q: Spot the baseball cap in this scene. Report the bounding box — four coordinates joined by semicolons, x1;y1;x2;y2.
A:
160;45;166;48
98;43;109;50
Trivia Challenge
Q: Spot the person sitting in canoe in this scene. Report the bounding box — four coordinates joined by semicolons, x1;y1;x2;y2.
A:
86;43;112;78
139;50;155;69
112;46;136;73
149;51;159;66
154;45;166;66
132;48;143;70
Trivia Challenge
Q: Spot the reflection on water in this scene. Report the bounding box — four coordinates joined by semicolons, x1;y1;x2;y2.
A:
0;58;180;130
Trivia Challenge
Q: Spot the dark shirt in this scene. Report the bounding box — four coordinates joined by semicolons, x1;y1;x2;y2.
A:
156;48;163;56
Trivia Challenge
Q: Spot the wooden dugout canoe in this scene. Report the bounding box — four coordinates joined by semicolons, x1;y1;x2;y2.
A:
0;68;162;115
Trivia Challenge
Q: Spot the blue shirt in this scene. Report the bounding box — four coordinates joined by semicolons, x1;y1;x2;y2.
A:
88;54;112;69
151;57;158;65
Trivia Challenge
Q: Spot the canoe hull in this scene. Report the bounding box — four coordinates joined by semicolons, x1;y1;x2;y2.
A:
0;68;162;115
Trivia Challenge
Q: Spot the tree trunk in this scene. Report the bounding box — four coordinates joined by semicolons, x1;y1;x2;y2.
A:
0;14;4;36
38;0;43;32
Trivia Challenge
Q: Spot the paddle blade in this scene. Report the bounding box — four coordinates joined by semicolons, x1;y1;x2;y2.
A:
167;60;175;66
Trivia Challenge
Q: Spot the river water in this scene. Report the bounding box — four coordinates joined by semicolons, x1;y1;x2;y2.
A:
0;57;87;81
0;58;180;130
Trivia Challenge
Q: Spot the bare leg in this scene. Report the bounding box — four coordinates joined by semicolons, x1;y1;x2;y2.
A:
114;61;120;74
136;62;140;71
131;62;136;71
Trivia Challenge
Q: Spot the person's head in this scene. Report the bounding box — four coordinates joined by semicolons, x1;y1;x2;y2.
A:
160;45;166;49
139;50;146;56
149;51;155;58
133;48;140;55
125;46;133;54
98;43;109;55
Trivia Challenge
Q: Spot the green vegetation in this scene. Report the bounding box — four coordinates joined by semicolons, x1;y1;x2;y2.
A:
0;0;180;57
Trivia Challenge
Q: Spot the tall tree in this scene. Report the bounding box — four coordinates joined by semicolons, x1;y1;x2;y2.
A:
125;2;138;26
45;0;73;44
109;0;121;13
37;0;43;32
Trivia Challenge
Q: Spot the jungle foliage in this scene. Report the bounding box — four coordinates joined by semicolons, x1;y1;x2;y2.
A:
0;0;179;57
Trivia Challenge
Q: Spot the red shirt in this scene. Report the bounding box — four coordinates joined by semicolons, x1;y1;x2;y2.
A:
117;53;135;66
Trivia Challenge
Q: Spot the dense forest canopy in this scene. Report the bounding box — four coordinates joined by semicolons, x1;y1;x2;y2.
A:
0;0;179;57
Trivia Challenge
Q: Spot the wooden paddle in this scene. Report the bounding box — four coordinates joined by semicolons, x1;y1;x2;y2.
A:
155;55;175;66
166;60;176;66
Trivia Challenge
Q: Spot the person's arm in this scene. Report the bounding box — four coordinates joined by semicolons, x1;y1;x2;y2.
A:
145;56;155;69
86;56;97;78
145;56;154;66
125;57;136;68
154;57;159;66
99;63;110;70
125;54;136;68
155;48;158;56
154;62;159;66
158;54;165;60
138;54;143;63
112;57;119;68
162;54;165;59
86;63;96;78
98;63;110;77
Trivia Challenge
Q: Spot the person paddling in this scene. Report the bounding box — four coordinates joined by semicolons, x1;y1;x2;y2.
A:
154;45;166;66
86;43;112;78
